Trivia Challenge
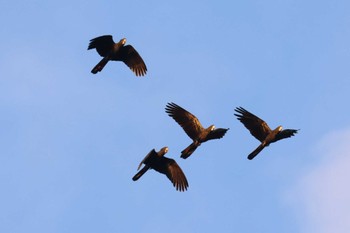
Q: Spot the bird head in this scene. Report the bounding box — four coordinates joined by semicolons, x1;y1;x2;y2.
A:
120;38;127;45
159;147;169;157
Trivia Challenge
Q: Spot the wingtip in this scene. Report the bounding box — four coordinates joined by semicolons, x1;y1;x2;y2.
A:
234;106;247;114
165;102;177;108
175;183;189;192
165;102;179;114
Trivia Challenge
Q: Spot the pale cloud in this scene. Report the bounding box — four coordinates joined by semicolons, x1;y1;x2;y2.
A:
287;129;350;233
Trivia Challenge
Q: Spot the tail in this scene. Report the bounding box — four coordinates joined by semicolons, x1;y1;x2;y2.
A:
247;143;265;160
132;165;150;181
91;57;109;74
181;142;199;159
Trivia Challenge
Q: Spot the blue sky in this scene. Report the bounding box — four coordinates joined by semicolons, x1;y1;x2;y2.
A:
1;0;350;232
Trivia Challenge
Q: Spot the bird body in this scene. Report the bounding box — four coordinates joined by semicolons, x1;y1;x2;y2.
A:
165;102;229;159
132;147;188;192
234;107;298;160
88;35;147;76
247;126;282;159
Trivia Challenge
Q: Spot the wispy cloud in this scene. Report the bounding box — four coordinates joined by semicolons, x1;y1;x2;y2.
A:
287;128;350;233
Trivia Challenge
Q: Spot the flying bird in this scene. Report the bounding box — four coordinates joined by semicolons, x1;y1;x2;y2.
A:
234;107;298;160
132;147;188;192
88;35;147;76
165;102;229;159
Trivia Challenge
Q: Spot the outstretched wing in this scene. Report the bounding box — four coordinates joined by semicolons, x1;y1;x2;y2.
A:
164;158;189;192
271;129;299;143
88;35;115;57
234;107;271;142
165;102;205;140
205;128;229;141
116;45;147;77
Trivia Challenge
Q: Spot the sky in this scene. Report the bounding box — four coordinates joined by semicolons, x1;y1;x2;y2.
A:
1;0;350;232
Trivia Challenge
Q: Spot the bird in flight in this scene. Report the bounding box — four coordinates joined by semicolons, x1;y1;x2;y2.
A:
165;102;229;159
88;35;147;76
234;107;298;160
132;147;188;192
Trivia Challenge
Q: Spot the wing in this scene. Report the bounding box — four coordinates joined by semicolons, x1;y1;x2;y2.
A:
116;45;147;76
137;149;157;170
271;129;299;143
234;107;271;142
165;102;205;140
205;128;229;141
88;35;115;57
164;158;189;192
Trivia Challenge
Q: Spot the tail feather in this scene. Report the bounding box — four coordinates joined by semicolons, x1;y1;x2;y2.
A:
132;165;150;181
247;143;265;160
181;142;199;159
91;57;109;74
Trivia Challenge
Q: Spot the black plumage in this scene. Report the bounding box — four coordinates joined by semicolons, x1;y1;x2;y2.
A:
132;147;188;192
165;102;229;159
234;107;298;160
88;35;147;76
